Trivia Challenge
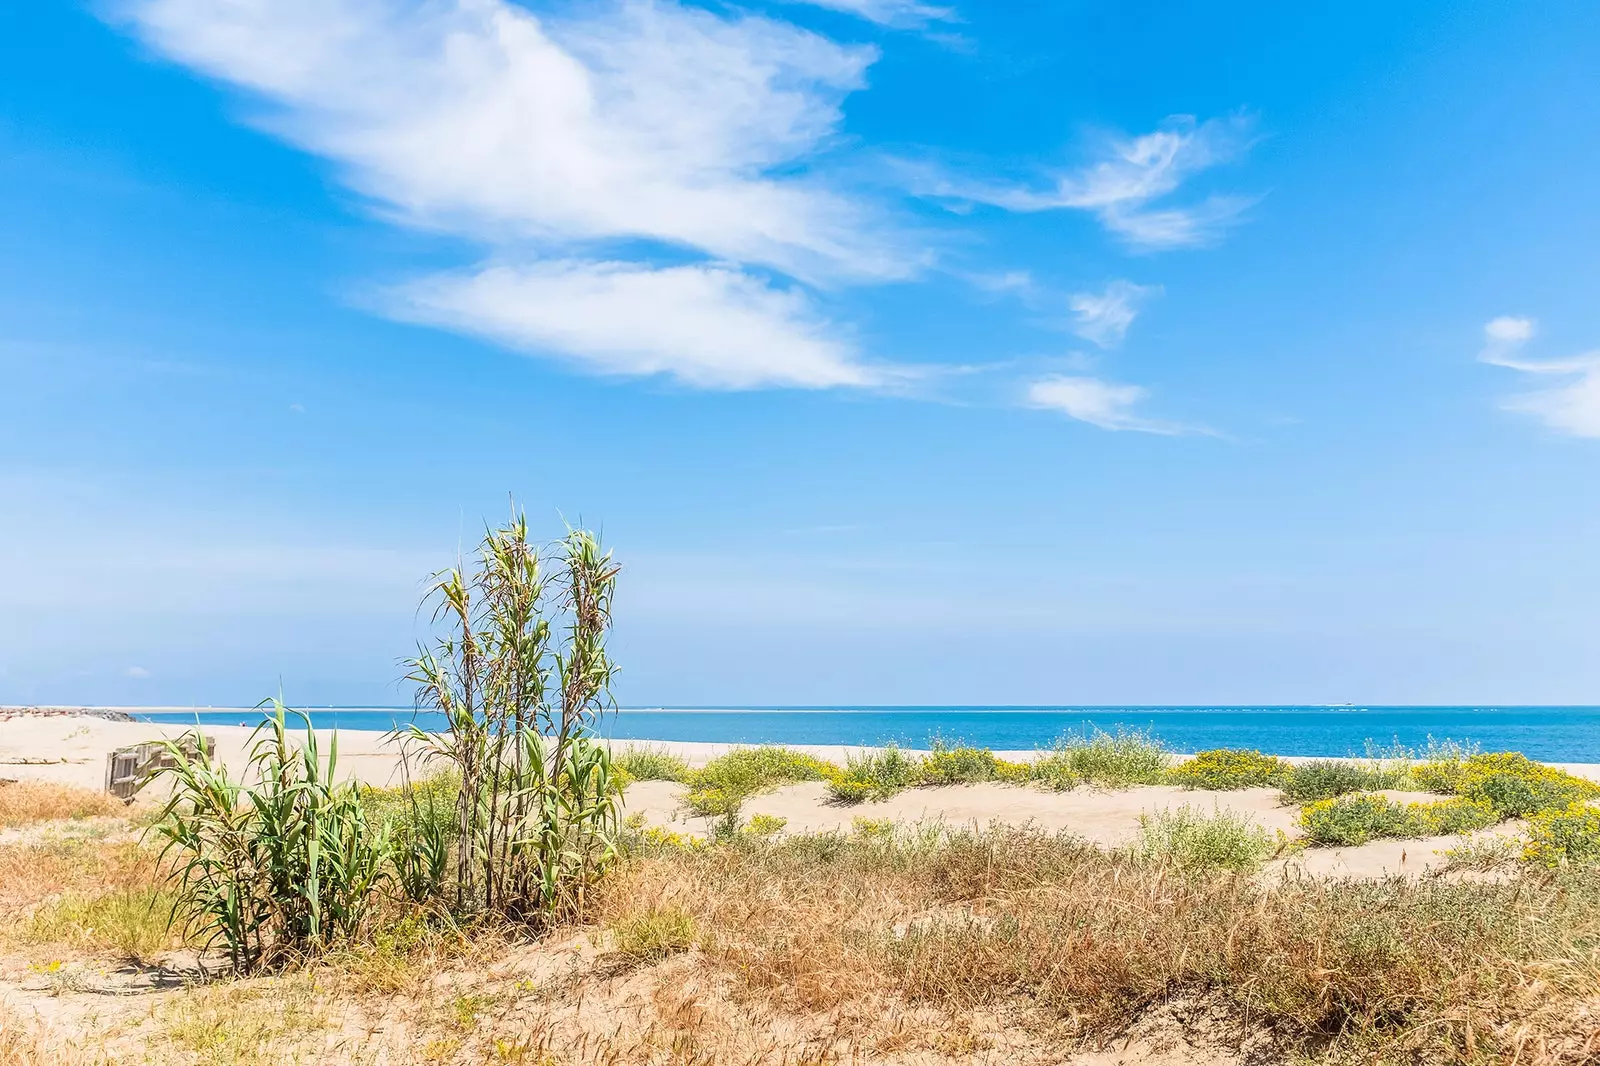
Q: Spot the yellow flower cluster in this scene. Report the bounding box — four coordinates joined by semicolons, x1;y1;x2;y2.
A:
1523;801;1600;868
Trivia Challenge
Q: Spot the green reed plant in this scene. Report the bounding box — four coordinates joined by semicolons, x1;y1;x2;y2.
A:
151;701;394;973
402;516;622;924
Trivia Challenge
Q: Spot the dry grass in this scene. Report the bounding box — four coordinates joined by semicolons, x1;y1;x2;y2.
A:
4;819;1600;1064
0;782;123;827
594;827;1600;1064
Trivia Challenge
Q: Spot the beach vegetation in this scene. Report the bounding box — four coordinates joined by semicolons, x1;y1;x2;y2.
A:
1279;759;1388;803
612;746;690;783
1299;793;1499;846
401;518;622;923
1167;748;1291;790
1405;738;1481;793
150;700;396;972
611;904;697;960
1523;801;1600;868
1029;728;1168;789
0;781;122;827
827;745;918;803
1126;806;1278;872
682;746;838;815
915;739;1001;785
1454;752;1600;818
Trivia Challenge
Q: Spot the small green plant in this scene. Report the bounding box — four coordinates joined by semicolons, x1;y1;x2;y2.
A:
744;814;787;836
1299;793;1498;846
916;740;1000;785
611;905;697;960
1127;806;1277;872
1407;738;1481;793
151;701;395;973
681;747;839;817
827;745;918;803
1523;801;1600;868
613;746;690;783
1031;728;1168;790
1168;748;1290;790
1279;760;1386;803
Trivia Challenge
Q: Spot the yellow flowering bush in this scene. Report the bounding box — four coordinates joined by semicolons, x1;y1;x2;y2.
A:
1300;794;1497;846
1455;753;1599;818
1168;749;1291;790
1524;801;1600;868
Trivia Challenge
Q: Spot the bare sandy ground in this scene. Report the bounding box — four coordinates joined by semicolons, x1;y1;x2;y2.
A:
3;713;1592;881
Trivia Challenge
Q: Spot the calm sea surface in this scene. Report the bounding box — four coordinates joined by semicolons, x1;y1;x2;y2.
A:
133;706;1600;761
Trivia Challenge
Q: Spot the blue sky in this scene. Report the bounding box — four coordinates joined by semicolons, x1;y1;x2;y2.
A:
3;0;1598;707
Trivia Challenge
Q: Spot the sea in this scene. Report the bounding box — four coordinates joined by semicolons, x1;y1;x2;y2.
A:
131;705;1600;762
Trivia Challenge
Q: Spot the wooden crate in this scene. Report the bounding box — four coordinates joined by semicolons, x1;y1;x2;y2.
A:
104;736;214;799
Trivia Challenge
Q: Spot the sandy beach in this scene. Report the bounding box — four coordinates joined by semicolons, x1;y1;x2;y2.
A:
5;711;1594;882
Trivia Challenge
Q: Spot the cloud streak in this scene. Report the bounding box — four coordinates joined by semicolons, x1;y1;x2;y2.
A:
1067;280;1159;348
1479;317;1600;438
1026;375;1191;435
790;0;957;29
115;0;919;388
915;114;1258;250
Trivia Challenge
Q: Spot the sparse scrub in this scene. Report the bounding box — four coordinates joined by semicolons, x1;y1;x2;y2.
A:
1030;728;1168;789
1406;738;1481;793
1299;793;1498;846
18;885;179;958
915;740;1000;785
1168;748;1290;790
0;781;122;827
1127;806;1277;872
598;824;1600;1063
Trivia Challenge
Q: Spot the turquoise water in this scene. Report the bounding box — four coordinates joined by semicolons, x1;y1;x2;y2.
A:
133;706;1600;761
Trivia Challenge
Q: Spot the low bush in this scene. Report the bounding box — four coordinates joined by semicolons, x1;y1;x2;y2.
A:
1279;760;1385;803
1168;748;1290;790
613;746;690;783
683;747;839;816
1299;794;1498;846
916;740;1001;785
827;745;918;804
1126;807;1277;872
1031;729;1168;790
1455;752;1599;818
1523;801;1600;868
1406;738;1480;793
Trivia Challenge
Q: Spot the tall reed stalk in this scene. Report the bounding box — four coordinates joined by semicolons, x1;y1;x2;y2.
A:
403;516;621;923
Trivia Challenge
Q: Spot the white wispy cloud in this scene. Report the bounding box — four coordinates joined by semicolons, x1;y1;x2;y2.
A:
1026;375;1189;435
1067;280;1159;348
915;114;1258;250
390;260;876;389
789;0;957;28
1478;317;1600;438
113;0;919;389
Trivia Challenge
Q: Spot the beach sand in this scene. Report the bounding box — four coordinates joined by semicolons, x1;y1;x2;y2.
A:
3;713;1594;881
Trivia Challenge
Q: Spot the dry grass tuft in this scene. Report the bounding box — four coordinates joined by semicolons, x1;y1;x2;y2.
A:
0;782;123;827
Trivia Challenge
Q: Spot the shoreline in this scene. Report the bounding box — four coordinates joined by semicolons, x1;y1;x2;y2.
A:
4;711;1599;788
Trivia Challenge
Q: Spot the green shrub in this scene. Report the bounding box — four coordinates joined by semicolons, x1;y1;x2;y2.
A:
1299;794;1498;846
744;814;788;837
683;747;840;816
1127;806;1277;872
1455;753;1599;818
827;745;918;803
1523;801;1600;868
1280;760;1385;803
1407;738;1480;793
1031;728;1168;790
1168;749;1290;790
613;746;690;783
916;741;1000;785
